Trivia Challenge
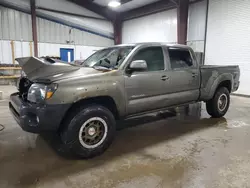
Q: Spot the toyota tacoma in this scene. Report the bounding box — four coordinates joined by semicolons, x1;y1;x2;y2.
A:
9;43;240;158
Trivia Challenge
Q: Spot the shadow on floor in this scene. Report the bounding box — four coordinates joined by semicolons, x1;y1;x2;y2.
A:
41;103;203;159
41;103;226;160
6;103;228;187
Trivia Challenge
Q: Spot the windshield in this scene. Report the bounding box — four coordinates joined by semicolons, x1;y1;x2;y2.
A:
81;46;134;69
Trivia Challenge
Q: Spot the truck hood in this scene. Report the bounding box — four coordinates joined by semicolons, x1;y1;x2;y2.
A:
16;57;103;82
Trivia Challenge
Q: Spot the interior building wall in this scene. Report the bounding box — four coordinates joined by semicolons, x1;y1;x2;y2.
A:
36;0;104;19
121;1;207;53
36;10;113;39
1;0;104;19
205;0;249;95
0;40;104;64
187;0;206;52
38;43;103;60
122;9;178;44
36;17;113;46
0;5;113;64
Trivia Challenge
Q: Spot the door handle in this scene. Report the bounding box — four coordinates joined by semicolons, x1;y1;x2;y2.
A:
192;73;198;78
161;75;169;81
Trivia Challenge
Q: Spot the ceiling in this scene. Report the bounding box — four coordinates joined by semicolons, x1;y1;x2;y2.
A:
93;0;162;12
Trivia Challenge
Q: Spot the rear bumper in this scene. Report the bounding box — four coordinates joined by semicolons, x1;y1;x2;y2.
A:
9;93;70;133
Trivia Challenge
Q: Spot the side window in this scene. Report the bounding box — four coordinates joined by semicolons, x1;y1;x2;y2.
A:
168;48;193;69
132;47;165;71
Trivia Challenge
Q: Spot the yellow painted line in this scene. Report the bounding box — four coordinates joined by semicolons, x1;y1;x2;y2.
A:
0;67;21;70
0;76;20;79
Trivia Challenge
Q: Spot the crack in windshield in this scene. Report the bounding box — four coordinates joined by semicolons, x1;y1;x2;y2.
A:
81;46;134;70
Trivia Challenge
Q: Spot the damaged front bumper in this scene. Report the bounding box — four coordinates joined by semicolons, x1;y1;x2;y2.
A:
9;92;70;133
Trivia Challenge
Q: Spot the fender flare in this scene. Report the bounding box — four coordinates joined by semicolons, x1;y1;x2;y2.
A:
207;73;233;100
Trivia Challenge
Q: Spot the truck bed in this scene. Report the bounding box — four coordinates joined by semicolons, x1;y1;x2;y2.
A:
199;65;240;101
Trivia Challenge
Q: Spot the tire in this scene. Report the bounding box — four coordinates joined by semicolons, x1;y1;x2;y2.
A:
206;87;230;118
60;104;116;159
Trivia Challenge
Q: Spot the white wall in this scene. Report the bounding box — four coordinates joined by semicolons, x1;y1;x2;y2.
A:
36;16;113;46
205;0;250;95
122;9;177;44
36;0;104;19
0;6;113;64
1;0;104;19
0;40;33;65
122;1;207;52
187;0;206;52
0;6;113;45
0;6;32;41
0;40;103;64
38;43;103;60
37;10;113;38
0;0;113;38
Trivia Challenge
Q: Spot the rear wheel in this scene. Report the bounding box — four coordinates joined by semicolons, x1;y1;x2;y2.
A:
60;105;116;159
206;87;230;118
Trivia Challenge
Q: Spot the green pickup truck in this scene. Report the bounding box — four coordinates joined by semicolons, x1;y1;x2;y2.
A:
9;43;240;158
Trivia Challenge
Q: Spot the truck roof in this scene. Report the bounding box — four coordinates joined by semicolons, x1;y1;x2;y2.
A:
113;42;191;49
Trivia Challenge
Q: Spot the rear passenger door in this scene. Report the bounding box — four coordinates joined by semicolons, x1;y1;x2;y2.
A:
163;47;200;106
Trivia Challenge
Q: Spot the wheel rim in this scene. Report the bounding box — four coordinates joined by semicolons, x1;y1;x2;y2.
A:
217;94;228;112
79;117;108;149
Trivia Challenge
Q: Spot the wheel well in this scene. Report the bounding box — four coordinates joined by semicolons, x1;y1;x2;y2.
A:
217;80;232;93
65;96;120;120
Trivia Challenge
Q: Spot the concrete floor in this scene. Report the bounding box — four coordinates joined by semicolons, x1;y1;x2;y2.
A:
1;87;250;188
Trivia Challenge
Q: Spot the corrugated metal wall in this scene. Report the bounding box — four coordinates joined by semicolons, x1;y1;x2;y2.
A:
38;43;103;59
37;10;113;37
1;0;114;38
0;40;103;64
36;0;104;19
0;6;114;64
0;6;113;45
205;0;250;95
0;40;33;64
122;9;178;44
0;5;33;64
0;6;32;41
36;17;113;46
187;0;206;52
122;1;206;52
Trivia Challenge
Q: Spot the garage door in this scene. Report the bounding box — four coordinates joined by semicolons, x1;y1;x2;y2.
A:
205;0;250;95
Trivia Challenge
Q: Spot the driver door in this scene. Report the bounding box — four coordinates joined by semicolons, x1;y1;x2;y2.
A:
125;46;168;115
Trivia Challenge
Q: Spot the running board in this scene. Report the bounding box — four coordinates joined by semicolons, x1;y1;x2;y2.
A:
123;101;196;120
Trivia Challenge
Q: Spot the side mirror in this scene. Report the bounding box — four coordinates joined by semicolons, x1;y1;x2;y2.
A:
129;60;147;72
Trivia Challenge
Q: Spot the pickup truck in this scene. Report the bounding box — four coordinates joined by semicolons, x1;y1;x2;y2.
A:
9;43;240;158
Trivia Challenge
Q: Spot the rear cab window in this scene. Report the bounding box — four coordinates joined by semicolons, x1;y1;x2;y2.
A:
168;47;194;70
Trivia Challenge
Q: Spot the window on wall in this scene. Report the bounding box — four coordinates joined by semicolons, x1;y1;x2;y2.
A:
132;47;165;71
168;48;193;69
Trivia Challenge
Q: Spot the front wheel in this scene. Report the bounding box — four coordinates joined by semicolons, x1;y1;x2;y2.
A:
60;105;116;159
206;87;230;118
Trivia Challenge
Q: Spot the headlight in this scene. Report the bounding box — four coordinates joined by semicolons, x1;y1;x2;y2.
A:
27;83;58;103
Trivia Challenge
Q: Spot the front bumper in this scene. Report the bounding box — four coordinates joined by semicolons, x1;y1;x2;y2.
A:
9;93;70;133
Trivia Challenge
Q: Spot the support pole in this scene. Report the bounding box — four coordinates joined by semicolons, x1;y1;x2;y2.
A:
114;17;122;45
10;41;15;64
177;0;189;44
31;0;38;57
29;42;33;56
203;0;209;64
